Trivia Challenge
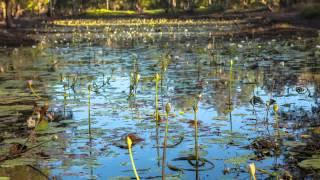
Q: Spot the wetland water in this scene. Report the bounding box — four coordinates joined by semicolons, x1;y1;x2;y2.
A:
0;21;320;179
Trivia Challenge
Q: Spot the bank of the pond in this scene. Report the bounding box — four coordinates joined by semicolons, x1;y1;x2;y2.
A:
0;8;319;47
0;30;38;47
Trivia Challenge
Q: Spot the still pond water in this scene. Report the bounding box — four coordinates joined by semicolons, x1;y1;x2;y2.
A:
0;21;320;179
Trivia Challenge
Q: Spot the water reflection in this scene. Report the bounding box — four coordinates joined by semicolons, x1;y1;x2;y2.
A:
0;26;320;179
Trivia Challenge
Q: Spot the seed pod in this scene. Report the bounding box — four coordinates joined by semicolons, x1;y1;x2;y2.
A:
166;103;171;114
155;73;160;81
127;136;133;149
52;135;59;141
27;80;33;87
248;163;256;180
273;104;279;112
193;103;198;113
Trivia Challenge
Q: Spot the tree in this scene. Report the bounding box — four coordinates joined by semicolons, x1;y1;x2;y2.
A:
4;0;14;28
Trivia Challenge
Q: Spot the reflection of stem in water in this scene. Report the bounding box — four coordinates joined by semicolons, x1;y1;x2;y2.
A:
156;122;160;167
155;73;160;121
228;60;233;132
273;104;280;168
265;80;275;122
88;84;94;178
162;103;171;180
229;111;233;132
88;84;92;138
63;84;67;119
274;109;279;139
193;102;199;180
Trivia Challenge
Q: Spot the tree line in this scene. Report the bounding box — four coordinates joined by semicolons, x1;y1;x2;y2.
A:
0;0;317;28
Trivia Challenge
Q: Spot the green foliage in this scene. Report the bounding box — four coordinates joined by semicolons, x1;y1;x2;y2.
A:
298;158;320;170
84;8;166;17
85;9;136;17
195;4;225;14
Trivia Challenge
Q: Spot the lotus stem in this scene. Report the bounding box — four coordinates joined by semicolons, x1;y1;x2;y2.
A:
273;104;280;144
27;80;41;99
155;73;160;121
127;136;140;180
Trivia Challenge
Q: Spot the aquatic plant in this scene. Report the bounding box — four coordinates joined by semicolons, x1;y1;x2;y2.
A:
127;136;140;180
63;83;68;118
248;163;256;180
0;135;59;163
129;70;140;98
27;80;41;99
193;97;199;180
273;103;280;154
27;117;36;128
162;103;171;180
155;73;161;121
88;84;92;138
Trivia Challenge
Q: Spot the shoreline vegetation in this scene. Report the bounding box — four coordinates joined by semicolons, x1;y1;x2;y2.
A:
0;3;319;47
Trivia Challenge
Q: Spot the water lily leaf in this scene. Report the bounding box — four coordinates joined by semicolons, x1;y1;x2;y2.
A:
167;164;184;172
1;157;37;167
35;120;49;131
224;154;255;165
283;141;306;148
298;159;320;170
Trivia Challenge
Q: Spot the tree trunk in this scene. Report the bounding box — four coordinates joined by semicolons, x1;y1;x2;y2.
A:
48;0;53;17
171;0;176;10
225;0;230;9
72;0;76;15
5;0;14;28
187;0;194;12
1;2;6;20
164;0;169;13
14;3;22;18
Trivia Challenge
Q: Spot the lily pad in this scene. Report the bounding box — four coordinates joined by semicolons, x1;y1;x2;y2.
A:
224;154;255;165
298;159;320;170
35;120;49;131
